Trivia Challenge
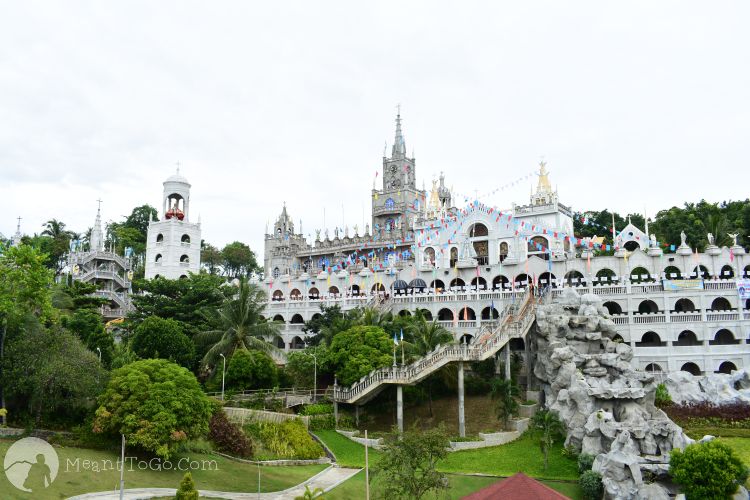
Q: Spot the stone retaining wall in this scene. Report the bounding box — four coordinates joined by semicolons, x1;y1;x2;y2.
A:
223;407;310;428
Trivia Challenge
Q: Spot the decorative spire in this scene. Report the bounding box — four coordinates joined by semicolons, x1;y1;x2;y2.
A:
90;199;104;252
11;216;22;247
391;105;406;159
536;161;552;194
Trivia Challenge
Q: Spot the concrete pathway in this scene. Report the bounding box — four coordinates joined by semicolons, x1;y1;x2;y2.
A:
67;465;361;500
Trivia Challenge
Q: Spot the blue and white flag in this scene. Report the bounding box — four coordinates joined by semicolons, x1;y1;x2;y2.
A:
393;333;399;346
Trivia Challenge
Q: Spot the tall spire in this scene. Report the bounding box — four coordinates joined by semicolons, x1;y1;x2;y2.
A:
11;216;22;247
90;199;104;252
391;105;406;159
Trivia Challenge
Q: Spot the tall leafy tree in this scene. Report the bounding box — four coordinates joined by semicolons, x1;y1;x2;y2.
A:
327;325;392;386
131;316;195;368
194;279;280;371
221;241;259;278
201;242;222;275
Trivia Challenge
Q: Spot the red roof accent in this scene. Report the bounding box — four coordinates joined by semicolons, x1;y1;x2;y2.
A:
461;473;571;500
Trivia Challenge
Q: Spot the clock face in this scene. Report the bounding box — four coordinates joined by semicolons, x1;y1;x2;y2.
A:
390;164;398;173
390;179;401;189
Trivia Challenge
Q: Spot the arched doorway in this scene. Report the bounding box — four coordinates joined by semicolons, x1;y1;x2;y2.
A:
371;283;386;294
459;334;475;345
275;337;285;349
437;308;454;321
691;265;710;279
470;276;487;291
514;273;530;289
674;298;696;312
710;329;738;345
290;288;302;300
492;275;509;291
348;284;361;296
430;279;446;292
720;265;734;279
710;297;732;311
424;247;436;267
272;314;285;323
602;301;623;315
398;310;412;317
481;306;499;320
681;362;701;376
458;307;476;320
718;361;738;374
328;285;340;296
450;277;466;289
644;363;663;372
674;330;701;346
637;300;659;314
469;223;489;265
499;242;509;263
291;336;305;349
664;266;682;280
417;309;433;321
636;331;664;347
564;270;585;287
450;247;458;268
539;272;557;288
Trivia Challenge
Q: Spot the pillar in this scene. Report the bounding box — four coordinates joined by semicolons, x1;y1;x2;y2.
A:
505;344;511;380
396;386;404;433
333;401;339;426
458;361;465;438
355;405;360;428
525;337;532;391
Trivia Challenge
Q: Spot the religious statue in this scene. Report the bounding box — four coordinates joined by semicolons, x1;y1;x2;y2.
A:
345;226;349;238
650;233;657;247
728;233;739;246
334;227;339;239
707;233;715;246
315;229;321;241
324;228;329;240
353;224;359;237
680;230;687;247
365;223;370;235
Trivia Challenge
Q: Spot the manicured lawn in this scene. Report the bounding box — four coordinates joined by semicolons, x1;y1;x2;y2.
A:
314;429;578;480
0;438;326;500
325;470;583;499
719;437;750;465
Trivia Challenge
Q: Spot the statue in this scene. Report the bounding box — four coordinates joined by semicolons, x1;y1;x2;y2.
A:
324;228;329;240
728;233;739;246
707;233;715;246
365;223;370;235
650;233;657;247
334;227;339;239
315;229;321;241
345;225;349;238
353;224;359;236
680;230;687;247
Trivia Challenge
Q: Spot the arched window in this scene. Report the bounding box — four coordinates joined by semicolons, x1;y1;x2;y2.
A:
272;267;281;279
720;265;735;279
424;247;436;266
179;274;188;279
528;236;548;253
290;313;304;324
718;361;738;374
398;310;412;317
644;363;663;372
308;287;320;299
417;309;433;321
564;270;585;287
450;277;465;289
711;329;737;345
664;265;682;280
710;297;732;311
612;334;624;343
328;285;340;296
450;247;458;268
460;334;474;345
156;233;164;243
499;242;509;263
311;313;322;321
371;283;386;293
675;330;701;346
272;314;285;323
291;336;305;349
596;268;617;285
275;337;286;349
674;298;696;313
430;279;446;292
385;198;395;210
637;300;659;314
623;240;640;252
458;307;476;320
636;331;664;347
154;274;161;279
630;267;651;283
348;284;360;296
481;306;499;320
602;301;623;315
492;275;510;290
437;308;454;321
681;362;701;376
272;290;284;301
181;234;190;244
180;254;189;263
155;253;162;263
745;265;750;278
290;288;302;300
469;223;488;237
514;273;530;289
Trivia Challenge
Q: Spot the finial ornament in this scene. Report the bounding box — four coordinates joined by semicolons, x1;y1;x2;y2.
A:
728;233;739;246
707;233;715;246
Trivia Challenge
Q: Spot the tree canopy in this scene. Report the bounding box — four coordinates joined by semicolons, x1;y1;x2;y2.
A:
131;316;196;368
327;325;393;386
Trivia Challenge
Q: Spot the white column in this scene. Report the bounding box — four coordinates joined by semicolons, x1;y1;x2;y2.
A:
396;386;404;434
458;361;465;438
505;345;511;380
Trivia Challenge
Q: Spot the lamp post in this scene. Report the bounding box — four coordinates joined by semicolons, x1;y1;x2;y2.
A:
219;353;226;401
303;342;318;402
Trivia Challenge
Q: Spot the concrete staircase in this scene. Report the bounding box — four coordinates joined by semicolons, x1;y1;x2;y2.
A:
332;290;537;404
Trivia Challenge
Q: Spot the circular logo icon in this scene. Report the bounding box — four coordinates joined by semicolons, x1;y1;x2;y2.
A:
3;437;59;492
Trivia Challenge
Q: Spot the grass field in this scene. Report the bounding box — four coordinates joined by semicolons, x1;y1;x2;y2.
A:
0;438;326;500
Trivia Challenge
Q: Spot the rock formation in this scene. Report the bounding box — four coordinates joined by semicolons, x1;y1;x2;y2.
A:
532;289;692;499
664;369;750;405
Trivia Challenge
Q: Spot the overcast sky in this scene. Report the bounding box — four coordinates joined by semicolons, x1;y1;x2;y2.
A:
1;1;748;253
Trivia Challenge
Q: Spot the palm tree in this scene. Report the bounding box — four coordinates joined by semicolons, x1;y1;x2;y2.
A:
354;306;393;328
195;279;281;370
406;310;454;416
491;378;520;430
531;409;566;471
294;485;324;500
41;219;71;239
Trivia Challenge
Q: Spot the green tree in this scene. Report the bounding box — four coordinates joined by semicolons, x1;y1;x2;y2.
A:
64;308;115;367
225;348;278;390
175;472;199;500
670;440;748;500
131;316;195;368
40;219;73;271
201;243;223;275
374;425;450;500
93;359;214;459
327;325;392;386
531;409;566;471
3;323;106;426
129;273;230;338
0;245;54;424
221;241;259;278
195;279;280;371
285;347;327;389
111;342;138;369
303;304;357;347
490;378;520;430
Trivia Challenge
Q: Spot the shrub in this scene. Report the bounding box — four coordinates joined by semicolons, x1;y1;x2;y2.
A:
465;376;492;395
208;410;252;458
246;419;324;459
579;470;603;500
226;348;278;390
299;403;334;416
175;472;199;500
655;383;672;407
578;452;595;473
670;440;748;499
131;316;195;368
93;359;213;459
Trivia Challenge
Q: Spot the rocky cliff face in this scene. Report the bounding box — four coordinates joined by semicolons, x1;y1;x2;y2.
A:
531;289;691;499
